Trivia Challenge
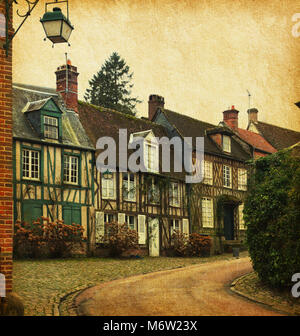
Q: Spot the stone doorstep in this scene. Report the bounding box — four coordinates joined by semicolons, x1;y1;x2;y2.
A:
230;272;298;316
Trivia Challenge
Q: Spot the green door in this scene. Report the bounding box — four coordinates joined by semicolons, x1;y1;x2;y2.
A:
224;205;234;240
23;202;43;226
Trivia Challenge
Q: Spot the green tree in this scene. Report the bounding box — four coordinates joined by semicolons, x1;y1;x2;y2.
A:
84;52;141;115
244;149;300;288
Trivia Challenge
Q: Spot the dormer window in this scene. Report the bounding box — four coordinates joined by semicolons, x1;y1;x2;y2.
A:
222;135;231;153
22;97;63;142
129;130;159;173
44;116;59;139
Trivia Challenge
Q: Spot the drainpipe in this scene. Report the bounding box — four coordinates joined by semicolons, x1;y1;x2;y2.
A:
186;183;192;233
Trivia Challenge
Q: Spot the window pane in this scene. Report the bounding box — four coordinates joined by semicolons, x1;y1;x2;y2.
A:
64;155;78;184
22;149;39;180
44;116;58;139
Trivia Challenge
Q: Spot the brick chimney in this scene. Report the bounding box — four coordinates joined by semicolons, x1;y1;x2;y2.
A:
247;108;258;124
55;59;79;113
223;105;239;131
148;94;165;121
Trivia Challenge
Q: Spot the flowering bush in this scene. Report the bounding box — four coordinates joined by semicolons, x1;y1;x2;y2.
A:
188;233;211;257
14;217;84;259
169;231;211;257
103;221;139;257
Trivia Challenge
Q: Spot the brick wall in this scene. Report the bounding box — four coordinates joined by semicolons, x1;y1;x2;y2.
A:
0;0;13;294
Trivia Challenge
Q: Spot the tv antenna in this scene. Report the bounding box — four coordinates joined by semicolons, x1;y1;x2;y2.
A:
247;89;251;110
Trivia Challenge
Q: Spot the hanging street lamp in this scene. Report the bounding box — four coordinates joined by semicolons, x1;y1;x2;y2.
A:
40;1;74;45
3;0;74;57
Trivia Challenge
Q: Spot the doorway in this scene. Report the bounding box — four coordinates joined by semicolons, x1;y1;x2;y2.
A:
223;204;234;240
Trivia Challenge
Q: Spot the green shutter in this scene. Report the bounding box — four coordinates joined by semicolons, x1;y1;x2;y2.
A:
63;206;72;225
72;207;81;225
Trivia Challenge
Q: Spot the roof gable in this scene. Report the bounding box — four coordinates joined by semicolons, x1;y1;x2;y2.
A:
22;97;62;114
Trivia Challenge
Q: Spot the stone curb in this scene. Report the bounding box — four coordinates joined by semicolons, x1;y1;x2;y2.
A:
230;272;295;316
47;284;94;316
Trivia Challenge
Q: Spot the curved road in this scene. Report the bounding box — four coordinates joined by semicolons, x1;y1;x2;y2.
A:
75;257;284;316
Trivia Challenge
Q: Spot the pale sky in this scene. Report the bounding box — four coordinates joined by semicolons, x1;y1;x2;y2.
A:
13;0;300;131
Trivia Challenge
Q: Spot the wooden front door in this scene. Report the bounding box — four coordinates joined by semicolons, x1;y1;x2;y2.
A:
224;205;234;240
149;217;160;257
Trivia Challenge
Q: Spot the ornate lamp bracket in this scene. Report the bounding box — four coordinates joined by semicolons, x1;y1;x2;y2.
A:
4;0;39;57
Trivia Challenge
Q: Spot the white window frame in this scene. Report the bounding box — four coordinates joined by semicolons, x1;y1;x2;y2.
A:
238;168;247;191
125;215;137;231
44;115;59;140
104;213;117;224
239;203;245;230
22;149;40;181
101;172;116;199
170;219;180;236
223;165;232;188
202;160;213;185
144;141;159;173
222;135;231;153
122;173;136;202
169;182;180;207
202;197;214;228
63;155;79;185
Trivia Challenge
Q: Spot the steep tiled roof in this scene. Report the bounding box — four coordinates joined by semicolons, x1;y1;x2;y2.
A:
13;84;93;150
160;109;251;161
237;128;277;154
255;121;300;150
77;101;185;180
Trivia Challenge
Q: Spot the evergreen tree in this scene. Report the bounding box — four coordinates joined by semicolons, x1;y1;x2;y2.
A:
84;52;141;115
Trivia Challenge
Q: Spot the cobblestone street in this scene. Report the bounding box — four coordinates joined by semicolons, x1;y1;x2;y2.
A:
13;253;248;316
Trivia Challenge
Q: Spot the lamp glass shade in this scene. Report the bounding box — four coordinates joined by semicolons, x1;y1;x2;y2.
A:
61;20;73;42
40;7;74;44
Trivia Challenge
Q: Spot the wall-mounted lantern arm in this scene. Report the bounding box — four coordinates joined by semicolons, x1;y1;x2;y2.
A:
4;0;39;56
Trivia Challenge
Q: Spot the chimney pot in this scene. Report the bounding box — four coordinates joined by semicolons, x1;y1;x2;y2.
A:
223;106;239;131
247;108;258;123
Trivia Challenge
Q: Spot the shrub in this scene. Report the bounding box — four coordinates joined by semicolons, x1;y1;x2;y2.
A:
188;233;211;257
245;149;300;288
169;231;211;257
170;230;189;256
14;217;84;259
103;221;139;257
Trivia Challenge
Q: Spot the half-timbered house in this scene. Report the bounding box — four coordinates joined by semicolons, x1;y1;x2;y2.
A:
12;76;94;247
148;95;252;253
77;102;189;256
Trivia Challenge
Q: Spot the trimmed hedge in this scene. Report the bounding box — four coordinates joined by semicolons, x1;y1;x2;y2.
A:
244;149;300;288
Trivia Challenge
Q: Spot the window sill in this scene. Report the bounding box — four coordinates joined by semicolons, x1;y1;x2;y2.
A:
21;178;41;183
102;197;116;200
169;204;180;208
63;183;81;188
